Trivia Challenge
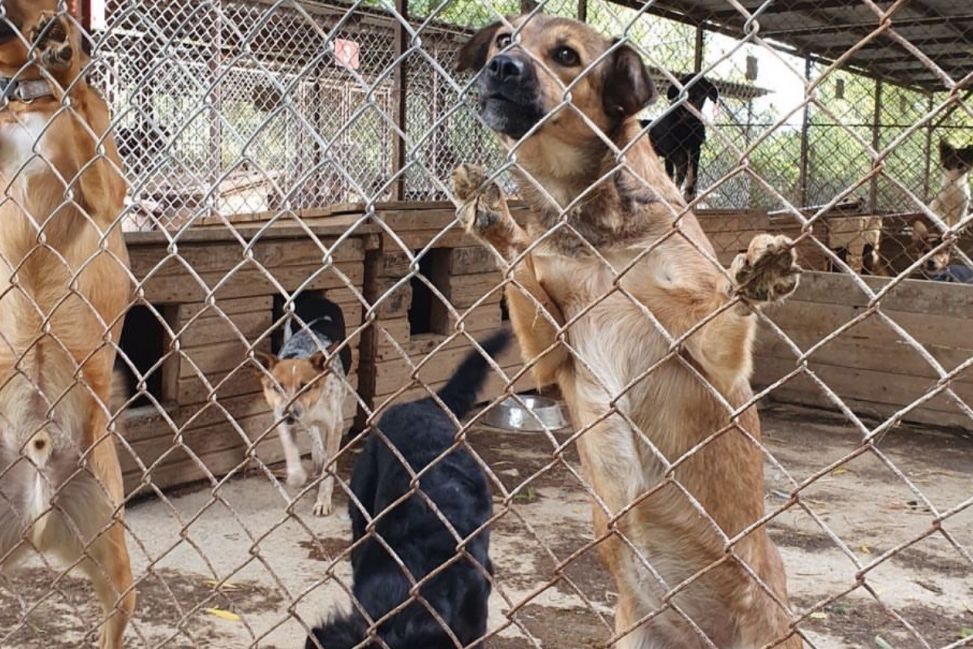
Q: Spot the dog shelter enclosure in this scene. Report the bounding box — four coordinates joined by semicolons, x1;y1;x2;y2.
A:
2;0;973;648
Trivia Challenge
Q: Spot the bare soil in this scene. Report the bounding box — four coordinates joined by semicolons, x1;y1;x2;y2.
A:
1;404;971;648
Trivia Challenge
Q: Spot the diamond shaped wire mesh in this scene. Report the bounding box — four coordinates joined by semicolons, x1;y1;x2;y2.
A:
0;0;971;648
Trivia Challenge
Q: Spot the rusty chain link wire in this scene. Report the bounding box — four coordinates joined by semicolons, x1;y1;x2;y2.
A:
0;0;971;647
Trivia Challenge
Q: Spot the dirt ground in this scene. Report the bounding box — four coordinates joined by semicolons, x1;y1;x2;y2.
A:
2;403;971;648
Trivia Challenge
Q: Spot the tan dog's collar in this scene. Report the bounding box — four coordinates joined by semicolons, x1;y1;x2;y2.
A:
0;78;54;104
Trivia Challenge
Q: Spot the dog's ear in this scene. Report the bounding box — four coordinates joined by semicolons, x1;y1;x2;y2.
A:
666;81;680;102
603;41;657;119
309;341;340;372
254;351;277;372
940;139;955;155
520;0;541;13
457;21;503;73
911;220;929;242
706;79;719;103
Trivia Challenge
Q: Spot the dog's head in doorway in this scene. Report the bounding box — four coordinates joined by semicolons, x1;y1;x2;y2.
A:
256;348;341;426
910;219;952;276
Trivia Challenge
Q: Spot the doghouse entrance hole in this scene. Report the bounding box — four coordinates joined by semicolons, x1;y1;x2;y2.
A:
271;290;331;355
117;304;177;409
409;248;451;337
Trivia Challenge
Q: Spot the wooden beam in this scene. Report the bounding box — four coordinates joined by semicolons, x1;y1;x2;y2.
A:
863;50;971;65
869;79;882;213
392;0;409;202
693;24;704;73
708;0;858;21
922;93;935;201
798;56;811;208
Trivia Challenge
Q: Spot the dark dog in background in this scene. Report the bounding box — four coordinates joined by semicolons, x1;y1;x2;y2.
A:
306;332;507;649
641;74;719;202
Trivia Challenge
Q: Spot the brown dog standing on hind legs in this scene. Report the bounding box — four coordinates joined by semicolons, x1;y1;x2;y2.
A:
454;14;803;649
0;4;134;648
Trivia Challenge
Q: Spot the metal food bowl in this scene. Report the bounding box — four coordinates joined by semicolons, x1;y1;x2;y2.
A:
483;394;569;432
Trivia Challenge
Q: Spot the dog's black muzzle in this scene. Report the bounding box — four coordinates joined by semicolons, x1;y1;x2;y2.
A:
478;53;546;139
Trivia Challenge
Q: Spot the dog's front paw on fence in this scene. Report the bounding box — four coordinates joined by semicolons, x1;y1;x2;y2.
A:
731;234;802;305
31;12;73;71
452;163;506;231
452;164;527;259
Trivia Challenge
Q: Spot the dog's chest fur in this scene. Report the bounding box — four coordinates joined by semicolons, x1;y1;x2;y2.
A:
0;113;53;182
533;246;711;471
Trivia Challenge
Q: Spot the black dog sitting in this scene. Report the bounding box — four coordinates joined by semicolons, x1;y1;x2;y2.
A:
641;74;719;202
306;332;509;649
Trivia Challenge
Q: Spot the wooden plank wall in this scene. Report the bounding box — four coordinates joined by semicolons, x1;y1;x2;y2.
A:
119;209;531;496
753;271;973;430
695;209;829;271
122;231;368;495
362;208;531;420
118;206;970;496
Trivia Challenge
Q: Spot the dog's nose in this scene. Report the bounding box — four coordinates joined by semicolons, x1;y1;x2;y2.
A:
487;54;526;82
284;415;297;425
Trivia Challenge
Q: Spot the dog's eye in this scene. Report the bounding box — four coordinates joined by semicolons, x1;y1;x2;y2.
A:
298;381;307;391
552;46;580;67
496;34;512;49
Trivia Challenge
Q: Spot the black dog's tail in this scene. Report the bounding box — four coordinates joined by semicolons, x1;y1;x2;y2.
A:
306;613;367;649
436;331;511;419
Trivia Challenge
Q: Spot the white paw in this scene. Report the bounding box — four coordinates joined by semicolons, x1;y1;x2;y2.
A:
312;499;335;517
731;234;801;304
286;466;308;488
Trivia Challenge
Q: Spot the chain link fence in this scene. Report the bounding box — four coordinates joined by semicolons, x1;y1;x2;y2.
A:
1;0;971;648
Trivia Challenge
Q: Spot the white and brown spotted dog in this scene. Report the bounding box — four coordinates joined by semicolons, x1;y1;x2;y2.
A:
257;296;352;516
0;4;134;648
454;15;802;649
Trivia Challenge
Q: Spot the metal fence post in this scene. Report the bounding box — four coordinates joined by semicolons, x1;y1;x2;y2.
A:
392;0;409;202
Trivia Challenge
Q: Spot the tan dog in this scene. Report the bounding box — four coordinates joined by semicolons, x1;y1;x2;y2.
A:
0;4;134;648
256;301;351;516
454;15;802;648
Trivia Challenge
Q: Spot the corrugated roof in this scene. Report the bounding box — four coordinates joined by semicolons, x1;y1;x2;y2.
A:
617;0;972;92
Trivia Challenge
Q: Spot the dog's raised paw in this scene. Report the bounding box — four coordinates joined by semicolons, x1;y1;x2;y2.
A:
731;234;801;304
452;163;511;239
31;12;73;71
452;163;488;203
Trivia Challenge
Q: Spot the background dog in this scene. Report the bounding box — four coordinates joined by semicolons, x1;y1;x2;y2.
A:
306;332;506;649
0;4;134;648
456;14;802;648
910;220;973;283
258;294;352;516
928;139;972;228
641;74;719;202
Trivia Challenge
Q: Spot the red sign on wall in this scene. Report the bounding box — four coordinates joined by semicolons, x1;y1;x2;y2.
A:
334;39;361;71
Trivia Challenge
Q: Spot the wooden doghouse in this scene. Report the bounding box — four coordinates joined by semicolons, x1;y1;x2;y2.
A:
121;217;370;494
349;202;530;417
120;205;525;495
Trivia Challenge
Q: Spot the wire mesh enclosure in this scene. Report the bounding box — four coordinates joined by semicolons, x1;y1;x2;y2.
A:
0;0;971;648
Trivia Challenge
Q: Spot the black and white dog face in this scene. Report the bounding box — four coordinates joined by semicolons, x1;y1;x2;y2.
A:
939;140;973;180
